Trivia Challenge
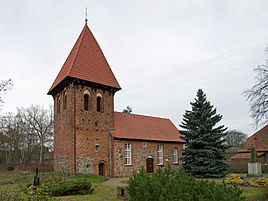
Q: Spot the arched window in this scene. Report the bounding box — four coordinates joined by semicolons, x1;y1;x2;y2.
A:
84;94;89;110
63;92;67;110
96;92;103;112
157;145;163;165
173;148;178;164
84;90;91;111
57;96;61;113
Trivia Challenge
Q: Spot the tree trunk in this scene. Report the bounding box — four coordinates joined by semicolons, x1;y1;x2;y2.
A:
39;139;43;164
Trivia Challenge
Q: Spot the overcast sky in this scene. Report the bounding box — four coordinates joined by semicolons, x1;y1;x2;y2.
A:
1;0;267;135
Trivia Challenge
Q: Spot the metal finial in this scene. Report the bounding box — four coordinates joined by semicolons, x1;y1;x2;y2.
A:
85;7;88;24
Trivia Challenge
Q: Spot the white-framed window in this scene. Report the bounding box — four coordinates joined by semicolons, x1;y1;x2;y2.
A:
125;143;131;165
143;141;147;147
173;148;178;164
157;145;163;165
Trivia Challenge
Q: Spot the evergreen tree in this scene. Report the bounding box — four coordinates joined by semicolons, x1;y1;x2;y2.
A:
180;89;228;178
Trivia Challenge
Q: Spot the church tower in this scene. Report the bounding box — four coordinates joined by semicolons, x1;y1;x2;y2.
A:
48;22;121;175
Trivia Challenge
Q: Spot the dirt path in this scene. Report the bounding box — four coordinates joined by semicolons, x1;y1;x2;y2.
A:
102;177;129;187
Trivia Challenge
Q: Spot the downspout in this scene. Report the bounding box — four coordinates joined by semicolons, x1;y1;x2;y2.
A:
73;83;77;174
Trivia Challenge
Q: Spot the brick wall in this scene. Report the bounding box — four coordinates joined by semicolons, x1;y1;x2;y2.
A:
53;81;115;176
54;83;75;173
111;139;183;176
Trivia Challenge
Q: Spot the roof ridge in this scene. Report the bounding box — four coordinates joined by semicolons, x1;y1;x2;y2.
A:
115;111;169;120
68;25;86;75
248;123;268;139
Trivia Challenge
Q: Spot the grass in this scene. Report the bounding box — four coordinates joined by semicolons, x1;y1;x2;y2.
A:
58;184;119;201
241;189;268;201
0;169;267;201
0;170;117;201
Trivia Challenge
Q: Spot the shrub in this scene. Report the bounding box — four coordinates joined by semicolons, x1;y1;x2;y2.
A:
128;166;245;201
46;179;94;196
22;186;56;201
248;177;268;187
225;174;244;184
6;166;15;171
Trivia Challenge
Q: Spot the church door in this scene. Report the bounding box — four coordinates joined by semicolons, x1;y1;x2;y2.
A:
146;158;154;173
99;163;105;176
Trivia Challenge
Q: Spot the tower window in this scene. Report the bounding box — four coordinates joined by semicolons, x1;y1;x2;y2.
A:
95;144;99;152
57;97;61;113
63;92;67;110
96;92;103;112
83;90;91;111
84;94;89;110
97;97;101;112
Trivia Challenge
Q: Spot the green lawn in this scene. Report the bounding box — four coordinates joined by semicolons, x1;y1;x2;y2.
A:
0;170;118;201
0;170;267;201
58;184;119;201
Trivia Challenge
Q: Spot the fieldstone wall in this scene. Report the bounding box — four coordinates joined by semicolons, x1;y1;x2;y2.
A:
77;157;95;174
112;139;183;176
55;156;70;173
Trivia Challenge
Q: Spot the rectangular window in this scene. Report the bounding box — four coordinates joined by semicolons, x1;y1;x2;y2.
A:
157;145;163;165
125;143;131;165
173;148;178;164
95;144;99;152
143;141;147;147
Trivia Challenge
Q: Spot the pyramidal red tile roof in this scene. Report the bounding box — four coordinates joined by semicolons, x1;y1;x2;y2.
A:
240;124;268;150
48;24;121;94
111;112;184;142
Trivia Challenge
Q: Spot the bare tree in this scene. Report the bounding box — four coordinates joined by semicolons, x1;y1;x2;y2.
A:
244;47;268;127
0;113;27;163
18;105;54;164
122;106;133;114
225;130;247;147
0;79;13;104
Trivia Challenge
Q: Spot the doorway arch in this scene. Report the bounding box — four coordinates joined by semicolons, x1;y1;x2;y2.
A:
98;162;105;176
146;156;154;173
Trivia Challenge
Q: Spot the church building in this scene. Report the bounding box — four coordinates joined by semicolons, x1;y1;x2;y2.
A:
48;21;184;176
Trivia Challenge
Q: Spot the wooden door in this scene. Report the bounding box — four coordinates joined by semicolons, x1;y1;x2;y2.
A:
146;158;154;173
99;163;105;176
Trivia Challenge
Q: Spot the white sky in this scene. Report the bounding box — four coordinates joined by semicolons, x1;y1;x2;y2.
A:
1;0;267;135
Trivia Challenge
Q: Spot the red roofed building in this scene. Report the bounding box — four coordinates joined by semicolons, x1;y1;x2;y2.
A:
230;124;268;173
48;22;184;176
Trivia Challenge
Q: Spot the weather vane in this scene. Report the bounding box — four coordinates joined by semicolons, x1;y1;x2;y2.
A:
85;7;88;24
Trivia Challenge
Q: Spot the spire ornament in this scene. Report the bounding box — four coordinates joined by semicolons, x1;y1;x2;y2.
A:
85;7;88;24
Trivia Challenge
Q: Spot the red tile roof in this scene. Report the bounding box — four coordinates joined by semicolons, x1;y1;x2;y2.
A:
111;112;184;142
48;24;121;94
240;124;268;150
231;152;265;159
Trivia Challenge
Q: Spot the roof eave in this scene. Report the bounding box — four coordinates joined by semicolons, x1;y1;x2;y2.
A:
48;76;122;96
113;136;185;143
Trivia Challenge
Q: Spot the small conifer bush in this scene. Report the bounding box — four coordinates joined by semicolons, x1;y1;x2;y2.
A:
128;166;245;201
6;166;15;171
45;179;93;196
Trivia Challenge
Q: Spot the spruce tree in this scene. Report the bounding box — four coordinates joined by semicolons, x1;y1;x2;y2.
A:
180;89;228;178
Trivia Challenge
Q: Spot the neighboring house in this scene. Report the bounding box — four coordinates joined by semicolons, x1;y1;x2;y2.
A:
231;124;268;173
47;21;184;176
